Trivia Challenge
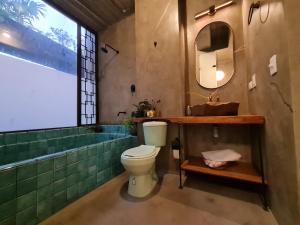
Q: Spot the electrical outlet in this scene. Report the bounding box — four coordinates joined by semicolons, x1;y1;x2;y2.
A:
252;74;257;88
248;80;253;90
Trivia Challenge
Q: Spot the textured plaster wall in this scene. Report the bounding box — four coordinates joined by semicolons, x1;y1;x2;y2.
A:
242;0;299;224
284;1;300;220
98;15;137;124
135;0;185;116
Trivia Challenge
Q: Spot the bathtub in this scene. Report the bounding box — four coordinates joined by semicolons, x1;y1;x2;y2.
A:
0;125;138;225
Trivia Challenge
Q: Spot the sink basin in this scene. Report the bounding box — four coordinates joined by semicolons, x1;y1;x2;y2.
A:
190;102;239;116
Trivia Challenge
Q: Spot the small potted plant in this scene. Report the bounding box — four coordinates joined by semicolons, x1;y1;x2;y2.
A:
132;99;161;118
123;118;137;135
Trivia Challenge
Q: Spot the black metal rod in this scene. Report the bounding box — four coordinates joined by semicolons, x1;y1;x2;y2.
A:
178;124;183;189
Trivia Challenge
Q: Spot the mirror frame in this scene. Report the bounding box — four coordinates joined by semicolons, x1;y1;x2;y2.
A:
195;21;235;89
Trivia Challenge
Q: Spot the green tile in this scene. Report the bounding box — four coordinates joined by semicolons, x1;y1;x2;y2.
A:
53;178;66;194
16;132;30;143
0;168;16;189
78;147;88;160
0;184;16;204
78;181;88;196
4;134;17;145
103;151;112;168
16;143;29;161
37;184;53;202
16;205;36;225
67;162;78;176
103;142;111;152
96;171;105;185
36;131;46;140
0;146;5;165
0;199;16;221
37;171;53;188
67;184;78;202
17;191;36;212
77;161;88;180
67;151;78;165
52;190;66;212
54;167;66;181
37;197;52;222
45;130;58;139
0;134;4;146
54;155;66;170
47;139;57;147
67;173;78;187
103;168;112;183
0;216;16;225
5;145;18;164
88;165;96;176
88;146;97;157
17;163;36;181
96;143;104;154
86;175;96;191
37;159;53;174
17;177;36;197
88;157;97;167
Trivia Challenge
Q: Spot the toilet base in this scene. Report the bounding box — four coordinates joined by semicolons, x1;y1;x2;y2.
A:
128;166;158;198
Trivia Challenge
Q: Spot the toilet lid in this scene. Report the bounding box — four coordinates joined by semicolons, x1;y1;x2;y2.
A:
123;145;156;159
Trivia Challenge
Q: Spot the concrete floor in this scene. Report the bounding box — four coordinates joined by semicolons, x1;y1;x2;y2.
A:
40;173;278;225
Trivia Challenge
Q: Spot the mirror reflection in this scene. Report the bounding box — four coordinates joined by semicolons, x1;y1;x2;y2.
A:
195;22;234;89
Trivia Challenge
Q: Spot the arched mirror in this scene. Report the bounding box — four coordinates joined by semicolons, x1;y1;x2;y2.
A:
195;22;234;89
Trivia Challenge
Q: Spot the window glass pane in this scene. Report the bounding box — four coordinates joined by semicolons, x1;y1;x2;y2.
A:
0;0;77;74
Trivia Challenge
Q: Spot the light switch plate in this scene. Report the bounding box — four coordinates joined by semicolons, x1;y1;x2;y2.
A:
269;55;277;76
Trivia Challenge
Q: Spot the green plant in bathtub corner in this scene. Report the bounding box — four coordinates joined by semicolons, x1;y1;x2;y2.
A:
123;118;137;136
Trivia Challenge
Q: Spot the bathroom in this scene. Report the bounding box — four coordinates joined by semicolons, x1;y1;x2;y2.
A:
0;0;299;225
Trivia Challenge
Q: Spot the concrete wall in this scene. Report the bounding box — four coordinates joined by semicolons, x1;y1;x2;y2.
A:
98;15;137;124
242;1;299;225
284;2;300;220
135;0;185;116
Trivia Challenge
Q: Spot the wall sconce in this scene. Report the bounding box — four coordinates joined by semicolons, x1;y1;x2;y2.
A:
194;0;235;20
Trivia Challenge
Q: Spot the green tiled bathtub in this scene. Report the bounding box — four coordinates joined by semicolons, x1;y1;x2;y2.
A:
0;125;138;225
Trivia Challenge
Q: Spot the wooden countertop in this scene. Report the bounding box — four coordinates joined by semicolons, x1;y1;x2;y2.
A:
132;115;265;125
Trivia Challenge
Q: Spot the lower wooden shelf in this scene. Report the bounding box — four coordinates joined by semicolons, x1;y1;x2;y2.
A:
181;156;264;184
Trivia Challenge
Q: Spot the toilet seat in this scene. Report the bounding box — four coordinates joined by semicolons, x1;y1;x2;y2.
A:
122;145;156;159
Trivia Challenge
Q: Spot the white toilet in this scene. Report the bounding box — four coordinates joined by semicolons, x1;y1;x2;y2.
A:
121;121;167;198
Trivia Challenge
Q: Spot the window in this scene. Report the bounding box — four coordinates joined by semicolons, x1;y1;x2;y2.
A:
0;0;97;132
80;27;97;125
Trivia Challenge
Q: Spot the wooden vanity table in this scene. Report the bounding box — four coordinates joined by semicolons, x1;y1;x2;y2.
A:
133;115;268;209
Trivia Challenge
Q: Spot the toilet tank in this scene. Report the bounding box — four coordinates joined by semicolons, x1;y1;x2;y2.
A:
143;121;167;147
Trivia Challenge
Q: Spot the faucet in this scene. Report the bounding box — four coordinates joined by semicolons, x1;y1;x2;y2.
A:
208;90;220;102
117;111;127;117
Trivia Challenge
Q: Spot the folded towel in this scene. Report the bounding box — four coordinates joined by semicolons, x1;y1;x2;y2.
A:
201;149;242;162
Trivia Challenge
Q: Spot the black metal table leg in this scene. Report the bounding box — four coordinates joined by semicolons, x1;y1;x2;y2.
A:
178;124;183;189
257;125;268;210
